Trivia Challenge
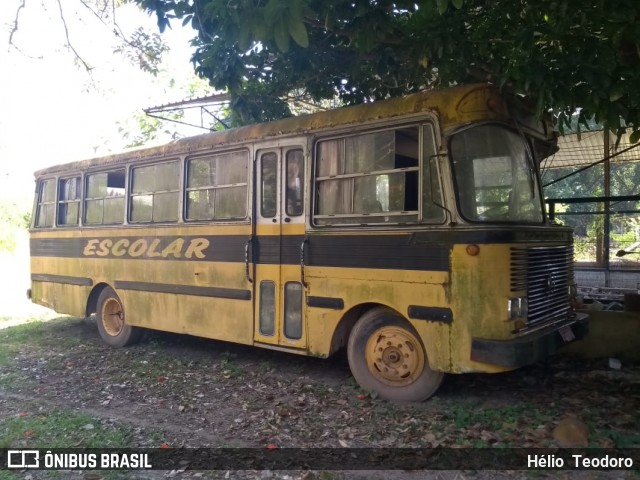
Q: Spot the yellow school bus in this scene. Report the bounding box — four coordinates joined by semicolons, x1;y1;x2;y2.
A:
28;84;587;401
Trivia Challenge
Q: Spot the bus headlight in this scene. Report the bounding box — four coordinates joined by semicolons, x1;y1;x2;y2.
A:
508;297;528;320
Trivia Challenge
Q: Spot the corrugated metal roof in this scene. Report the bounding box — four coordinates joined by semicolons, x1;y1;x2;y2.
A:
542;129;640;169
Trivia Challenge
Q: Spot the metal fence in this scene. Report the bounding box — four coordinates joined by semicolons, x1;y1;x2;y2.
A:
546;195;640;295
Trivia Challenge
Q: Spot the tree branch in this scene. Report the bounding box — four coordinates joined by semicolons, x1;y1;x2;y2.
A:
56;0;93;72
78;0;137;52
8;0;27;51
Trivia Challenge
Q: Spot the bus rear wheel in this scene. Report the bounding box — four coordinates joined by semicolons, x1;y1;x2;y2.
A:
96;287;142;348
347;307;443;402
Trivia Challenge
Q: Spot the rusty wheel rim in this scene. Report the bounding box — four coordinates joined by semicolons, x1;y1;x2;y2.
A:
102;297;124;337
365;326;425;387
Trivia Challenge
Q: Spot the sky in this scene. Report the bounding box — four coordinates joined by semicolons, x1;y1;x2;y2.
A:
0;0;208;208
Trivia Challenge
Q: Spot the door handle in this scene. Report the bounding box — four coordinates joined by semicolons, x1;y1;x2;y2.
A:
300;238;308;288
244;236;253;284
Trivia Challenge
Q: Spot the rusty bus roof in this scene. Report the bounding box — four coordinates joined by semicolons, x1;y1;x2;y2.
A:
35;83;509;177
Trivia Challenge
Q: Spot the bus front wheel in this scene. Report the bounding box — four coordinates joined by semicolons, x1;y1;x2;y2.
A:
347;307;443;402
96;287;142;348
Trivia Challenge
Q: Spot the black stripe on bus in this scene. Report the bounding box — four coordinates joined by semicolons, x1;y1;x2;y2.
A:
31;274;93;287
307;296;344;310
30;234;451;272
113;281;251;301
407;305;453;324
304;235;449;272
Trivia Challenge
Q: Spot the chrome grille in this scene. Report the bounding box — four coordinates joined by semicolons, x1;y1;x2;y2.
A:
511;245;574;328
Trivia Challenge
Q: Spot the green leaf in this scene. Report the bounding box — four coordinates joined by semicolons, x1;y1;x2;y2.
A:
436;0;448;15
264;0;283;25
324;12;333;31
451;0;463;9
237;24;251;51
274;19;290;52
288;18;309;48
630;130;640;144
609;90;623;102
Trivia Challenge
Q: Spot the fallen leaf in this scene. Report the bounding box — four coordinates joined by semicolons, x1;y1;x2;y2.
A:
553;416;589;447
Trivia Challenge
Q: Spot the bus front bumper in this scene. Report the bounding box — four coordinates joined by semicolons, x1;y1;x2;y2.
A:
470;313;589;369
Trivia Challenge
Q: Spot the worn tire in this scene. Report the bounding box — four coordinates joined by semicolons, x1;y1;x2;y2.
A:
347;307;443;402
96;287;142;348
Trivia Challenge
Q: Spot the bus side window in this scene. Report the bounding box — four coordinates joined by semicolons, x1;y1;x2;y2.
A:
261;153;278;218
285;149;304;217
35;179;56;228
85;170;126;225
314;126;419;225
130;161;180;223
186;151;249;221
57;176;81;226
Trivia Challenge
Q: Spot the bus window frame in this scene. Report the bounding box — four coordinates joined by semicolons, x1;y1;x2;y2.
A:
128;158;182;225
56;174;82;228
34;177;58;229
83;168;127;227
310;119;446;229
183;148;251;224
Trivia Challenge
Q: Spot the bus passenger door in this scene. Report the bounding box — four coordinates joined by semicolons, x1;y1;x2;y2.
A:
253;147;307;351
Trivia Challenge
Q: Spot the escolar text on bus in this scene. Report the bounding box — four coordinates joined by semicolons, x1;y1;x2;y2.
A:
82;237;209;259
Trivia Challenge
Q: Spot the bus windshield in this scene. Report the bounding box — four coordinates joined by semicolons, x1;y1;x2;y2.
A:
449;124;544;224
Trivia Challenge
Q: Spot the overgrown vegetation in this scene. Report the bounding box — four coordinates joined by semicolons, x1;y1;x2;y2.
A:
0;202;30;254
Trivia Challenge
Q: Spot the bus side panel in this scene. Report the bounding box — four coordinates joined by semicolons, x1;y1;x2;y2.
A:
30;230;254;345
30;280;90;318
305;266;452;372
117;290;254;345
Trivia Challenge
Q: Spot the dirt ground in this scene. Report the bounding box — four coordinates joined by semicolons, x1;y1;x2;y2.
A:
0;312;639;479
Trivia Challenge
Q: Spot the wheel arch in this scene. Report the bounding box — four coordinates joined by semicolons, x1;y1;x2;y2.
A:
329;302;405;356
86;282;112;317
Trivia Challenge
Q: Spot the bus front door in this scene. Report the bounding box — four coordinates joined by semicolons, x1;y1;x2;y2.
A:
253;147;307;351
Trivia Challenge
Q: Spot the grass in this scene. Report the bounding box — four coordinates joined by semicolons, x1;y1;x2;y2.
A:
0;409;133;449
258;359;274;373
0;408;150;480
221;359;246;379
0;372;23;390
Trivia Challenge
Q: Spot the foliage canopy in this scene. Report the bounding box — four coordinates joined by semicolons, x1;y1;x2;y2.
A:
137;1;639;138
